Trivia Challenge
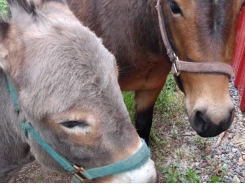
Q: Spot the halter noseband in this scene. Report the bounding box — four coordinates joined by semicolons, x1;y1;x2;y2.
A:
6;77;151;182
156;0;234;91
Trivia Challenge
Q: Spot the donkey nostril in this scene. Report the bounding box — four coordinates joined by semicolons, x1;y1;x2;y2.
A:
193;110;210;133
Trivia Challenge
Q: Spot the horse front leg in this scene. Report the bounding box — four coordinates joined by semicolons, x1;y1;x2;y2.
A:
134;86;163;145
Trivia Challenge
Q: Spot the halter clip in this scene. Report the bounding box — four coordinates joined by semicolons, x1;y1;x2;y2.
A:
172;53;181;76
73;165;91;183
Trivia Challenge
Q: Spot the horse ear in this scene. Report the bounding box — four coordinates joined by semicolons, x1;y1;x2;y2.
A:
0;21;10;70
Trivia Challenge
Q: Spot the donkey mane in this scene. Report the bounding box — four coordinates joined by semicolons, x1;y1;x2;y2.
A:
6;0;65;15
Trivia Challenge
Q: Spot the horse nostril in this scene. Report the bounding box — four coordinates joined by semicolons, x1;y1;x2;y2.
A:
220;107;235;130
192;110;210;133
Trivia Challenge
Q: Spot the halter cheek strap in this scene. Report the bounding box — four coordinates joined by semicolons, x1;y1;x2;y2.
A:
7;77;21;112
21;122;150;182
7;77;151;182
155;0;234;91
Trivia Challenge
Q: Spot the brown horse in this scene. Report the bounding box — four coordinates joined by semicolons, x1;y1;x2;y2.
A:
0;0;157;182
67;0;245;144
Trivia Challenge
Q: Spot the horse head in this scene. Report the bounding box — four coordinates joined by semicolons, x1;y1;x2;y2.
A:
162;0;244;137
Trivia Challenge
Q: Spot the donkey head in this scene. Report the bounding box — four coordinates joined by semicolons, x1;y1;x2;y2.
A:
0;0;157;182
162;0;244;137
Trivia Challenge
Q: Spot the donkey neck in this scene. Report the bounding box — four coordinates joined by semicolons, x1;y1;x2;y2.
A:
0;70;26;139
0;69;33;176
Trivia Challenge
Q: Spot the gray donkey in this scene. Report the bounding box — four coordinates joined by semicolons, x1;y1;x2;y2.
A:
0;0;157;182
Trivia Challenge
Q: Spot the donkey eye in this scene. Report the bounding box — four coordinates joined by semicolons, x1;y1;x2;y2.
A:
60;121;88;128
170;1;182;15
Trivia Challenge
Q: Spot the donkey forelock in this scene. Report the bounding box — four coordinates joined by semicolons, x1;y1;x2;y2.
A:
4;0;121;121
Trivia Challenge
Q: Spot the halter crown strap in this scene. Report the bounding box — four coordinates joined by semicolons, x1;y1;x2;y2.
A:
21;122;150;181
156;0;176;62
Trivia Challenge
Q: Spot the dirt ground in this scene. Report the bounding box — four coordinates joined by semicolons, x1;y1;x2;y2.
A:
16;86;245;183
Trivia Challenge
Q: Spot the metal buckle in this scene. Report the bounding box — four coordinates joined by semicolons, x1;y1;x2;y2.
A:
73;165;91;183
172;53;181;76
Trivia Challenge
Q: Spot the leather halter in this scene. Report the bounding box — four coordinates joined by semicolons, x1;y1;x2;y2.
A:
156;0;234;91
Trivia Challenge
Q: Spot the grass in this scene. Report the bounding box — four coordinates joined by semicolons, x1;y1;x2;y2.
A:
155;73;178;114
206;156;228;182
162;162;201;183
0;0;8;15
153;74;185;130
122;92;135;122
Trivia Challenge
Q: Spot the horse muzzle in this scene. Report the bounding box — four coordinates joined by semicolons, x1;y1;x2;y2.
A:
189;106;235;137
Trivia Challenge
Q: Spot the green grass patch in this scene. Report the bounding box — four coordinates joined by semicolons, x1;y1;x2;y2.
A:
162;162;201;183
155;73;184;118
122;91;135;122
0;0;8;15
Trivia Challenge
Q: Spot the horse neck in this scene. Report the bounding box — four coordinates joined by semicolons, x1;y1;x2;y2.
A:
70;0;165;56
129;0;165;55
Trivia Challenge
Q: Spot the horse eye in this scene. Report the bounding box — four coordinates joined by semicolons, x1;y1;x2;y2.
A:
60;121;88;128
170;1;182;15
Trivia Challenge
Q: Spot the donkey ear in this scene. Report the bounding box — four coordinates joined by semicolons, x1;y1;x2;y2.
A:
0;21;10;70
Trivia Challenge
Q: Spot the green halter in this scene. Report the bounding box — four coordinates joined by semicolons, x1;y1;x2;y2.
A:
7;77;151;182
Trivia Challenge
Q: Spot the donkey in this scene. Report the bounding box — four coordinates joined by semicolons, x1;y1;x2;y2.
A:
66;0;245;144
0;0;157;182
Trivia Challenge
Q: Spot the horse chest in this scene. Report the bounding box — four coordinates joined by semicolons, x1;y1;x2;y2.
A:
118;56;171;91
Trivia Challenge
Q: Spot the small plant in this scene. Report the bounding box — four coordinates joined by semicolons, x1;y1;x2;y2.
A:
188;136;207;150
184;167;201;183
206;157;228;183
211;175;222;183
150;129;167;146
162;162;182;183
162;163;201;183
36;173;44;183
